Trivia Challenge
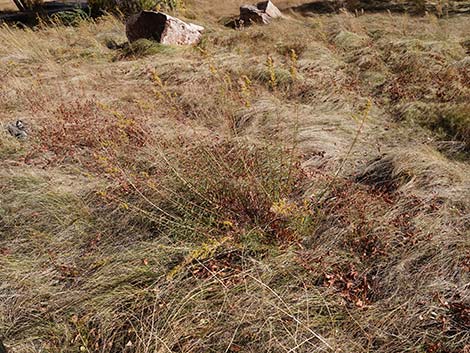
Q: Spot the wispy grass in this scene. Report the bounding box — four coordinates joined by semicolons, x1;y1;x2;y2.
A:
0;5;469;353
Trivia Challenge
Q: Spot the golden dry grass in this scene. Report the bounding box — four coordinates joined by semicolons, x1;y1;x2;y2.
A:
0;2;469;352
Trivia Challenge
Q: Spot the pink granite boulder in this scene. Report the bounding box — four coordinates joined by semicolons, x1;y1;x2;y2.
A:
126;11;204;45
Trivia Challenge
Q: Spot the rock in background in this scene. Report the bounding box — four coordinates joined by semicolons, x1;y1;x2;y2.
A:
239;0;283;25
126;11;204;45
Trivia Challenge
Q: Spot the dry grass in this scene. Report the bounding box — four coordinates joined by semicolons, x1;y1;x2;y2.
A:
1;2;470;353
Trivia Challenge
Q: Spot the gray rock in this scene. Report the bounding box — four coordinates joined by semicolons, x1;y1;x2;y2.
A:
126;11;204;45
240;1;282;25
6;120;27;140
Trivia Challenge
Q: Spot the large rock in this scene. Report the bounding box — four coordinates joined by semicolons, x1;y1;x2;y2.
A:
126;11;204;45
239;1;282;25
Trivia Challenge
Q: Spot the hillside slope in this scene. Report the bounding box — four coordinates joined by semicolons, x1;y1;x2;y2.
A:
0;2;469;352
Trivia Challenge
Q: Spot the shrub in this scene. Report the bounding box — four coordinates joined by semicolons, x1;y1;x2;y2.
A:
88;0;184;15
31;99;149;167
114;38;175;59
97;139;315;247
50;9;91;26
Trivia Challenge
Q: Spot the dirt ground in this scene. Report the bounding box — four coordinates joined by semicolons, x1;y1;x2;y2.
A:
0;0;15;10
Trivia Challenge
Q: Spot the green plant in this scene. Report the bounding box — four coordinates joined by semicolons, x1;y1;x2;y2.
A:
50;9;90;26
88;0;184;14
115;39;175;59
400;102;470;150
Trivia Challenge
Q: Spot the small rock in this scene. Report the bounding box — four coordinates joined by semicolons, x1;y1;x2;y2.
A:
239;0;282;25
6;120;27;140
126;11;204;45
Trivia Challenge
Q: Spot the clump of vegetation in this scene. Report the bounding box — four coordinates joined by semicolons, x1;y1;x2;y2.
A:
102;140;313;245
115;38;176;59
400;102;470;150
50;9;91;26
88;0;184;15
